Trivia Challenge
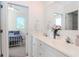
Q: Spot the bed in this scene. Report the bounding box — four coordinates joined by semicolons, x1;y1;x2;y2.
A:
8;31;23;47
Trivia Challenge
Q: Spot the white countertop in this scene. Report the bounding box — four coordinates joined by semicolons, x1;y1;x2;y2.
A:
32;32;79;57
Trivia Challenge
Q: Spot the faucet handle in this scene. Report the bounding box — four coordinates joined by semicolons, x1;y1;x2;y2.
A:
65;37;73;44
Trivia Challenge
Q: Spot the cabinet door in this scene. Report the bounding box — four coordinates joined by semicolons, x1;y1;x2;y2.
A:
32;37;38;57
37;40;46;57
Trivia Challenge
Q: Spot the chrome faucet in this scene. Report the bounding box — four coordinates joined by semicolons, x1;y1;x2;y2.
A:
53;29;60;39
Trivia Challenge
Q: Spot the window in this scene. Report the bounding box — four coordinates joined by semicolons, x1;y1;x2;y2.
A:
16;16;25;29
56;15;62;26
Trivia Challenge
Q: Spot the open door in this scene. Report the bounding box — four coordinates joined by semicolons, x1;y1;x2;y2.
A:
7;3;28;57
0;2;28;57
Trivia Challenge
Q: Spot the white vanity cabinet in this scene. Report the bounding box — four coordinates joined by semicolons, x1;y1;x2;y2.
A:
31;36;68;57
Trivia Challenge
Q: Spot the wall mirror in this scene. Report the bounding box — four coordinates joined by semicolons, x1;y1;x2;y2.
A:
48;10;78;30
65;10;78;30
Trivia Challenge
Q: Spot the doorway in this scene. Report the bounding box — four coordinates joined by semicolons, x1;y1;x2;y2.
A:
7;3;28;57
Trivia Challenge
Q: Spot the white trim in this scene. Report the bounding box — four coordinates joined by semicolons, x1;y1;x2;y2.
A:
1;1;9;57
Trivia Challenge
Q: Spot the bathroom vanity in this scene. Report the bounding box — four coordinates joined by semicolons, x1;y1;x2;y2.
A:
31;32;79;57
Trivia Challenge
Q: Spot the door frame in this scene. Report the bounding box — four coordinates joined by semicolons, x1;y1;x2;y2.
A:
1;2;9;57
